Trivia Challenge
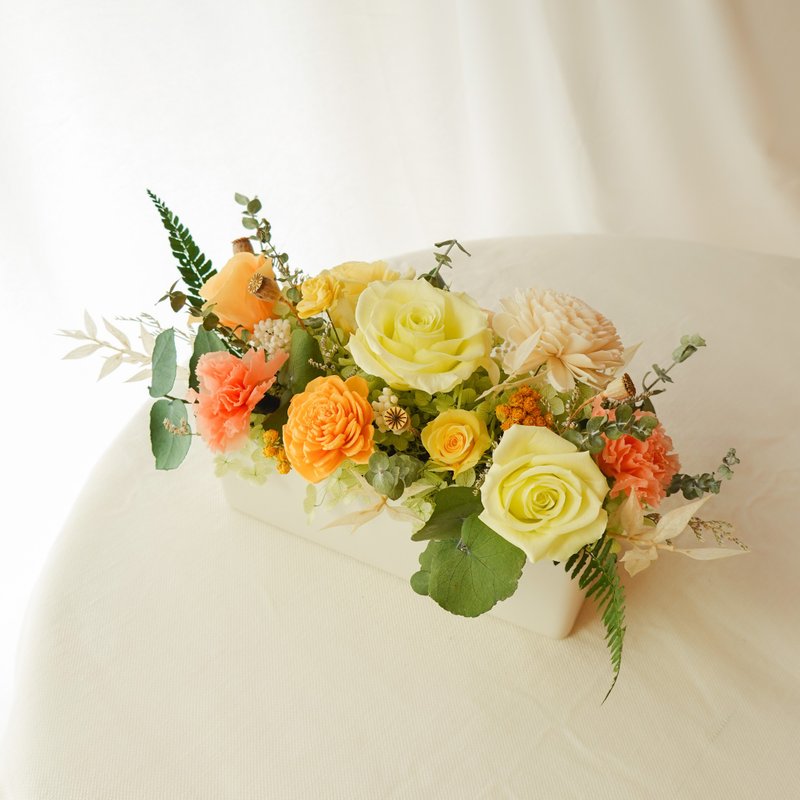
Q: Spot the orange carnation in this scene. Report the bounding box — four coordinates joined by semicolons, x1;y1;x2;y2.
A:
282;375;375;483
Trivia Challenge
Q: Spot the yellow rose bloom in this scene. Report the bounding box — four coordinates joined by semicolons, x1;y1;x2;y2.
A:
479;426;609;563
326;260;406;334
296;271;342;319
421;410;490;475
348;279;499;394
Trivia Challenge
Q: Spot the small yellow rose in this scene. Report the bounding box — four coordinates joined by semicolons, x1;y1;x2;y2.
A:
348;279;499;394
479;426;609;563
199;252;278;332
421;410;490;475
296;271;342;319
326;260;407;333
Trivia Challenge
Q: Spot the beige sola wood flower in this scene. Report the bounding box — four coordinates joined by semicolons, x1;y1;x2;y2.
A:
492;288;624;392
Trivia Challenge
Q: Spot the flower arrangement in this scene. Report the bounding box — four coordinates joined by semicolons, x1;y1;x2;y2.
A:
63;192;748;698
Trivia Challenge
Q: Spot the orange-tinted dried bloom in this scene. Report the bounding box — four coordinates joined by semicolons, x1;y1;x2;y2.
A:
283;375;374;483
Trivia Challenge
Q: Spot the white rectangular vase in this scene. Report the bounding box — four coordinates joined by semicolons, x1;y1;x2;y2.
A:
221;471;585;639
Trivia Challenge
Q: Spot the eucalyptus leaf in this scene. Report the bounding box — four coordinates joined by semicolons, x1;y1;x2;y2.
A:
149;328;177;398
149;398;191;470
189;327;226;391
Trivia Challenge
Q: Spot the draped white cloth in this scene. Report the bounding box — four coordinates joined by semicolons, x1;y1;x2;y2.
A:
2;237;799;799
2;0;800;782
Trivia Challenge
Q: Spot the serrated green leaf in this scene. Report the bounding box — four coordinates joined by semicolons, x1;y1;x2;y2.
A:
189;328;227;391
565;537;626;701
149;399;191;470
417;515;526;617
411;486;482;541
242;217;258;230
234;192;250;205
149;328;177;398
246;198;262;214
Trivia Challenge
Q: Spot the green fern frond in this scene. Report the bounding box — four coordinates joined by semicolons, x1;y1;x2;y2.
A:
565;536;626;702
146;190;216;309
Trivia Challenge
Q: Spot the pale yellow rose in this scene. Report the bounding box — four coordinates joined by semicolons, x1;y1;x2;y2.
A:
326;260;407;333
348;279;498;394
479;425;609;563
296;271;342;319
421;410;490;475
199;252;277;332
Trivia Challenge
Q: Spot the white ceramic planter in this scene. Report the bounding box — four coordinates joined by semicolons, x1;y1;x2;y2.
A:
221;471;585;638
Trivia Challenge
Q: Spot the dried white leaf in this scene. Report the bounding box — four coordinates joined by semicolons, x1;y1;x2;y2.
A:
63;343;102;360
618;491;646;538
84;310;97;338
652;497;709;543
383;504;421;523
125;368;152;383
322;503;385;533
673;547;747;561
103;317;131;349
60;329;88;340
140;324;155;356
620;547;658;576
620;341;642;369
98;352;124;380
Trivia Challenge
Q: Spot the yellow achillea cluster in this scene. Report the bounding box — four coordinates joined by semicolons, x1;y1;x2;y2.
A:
495;386;554;431
262;429;291;474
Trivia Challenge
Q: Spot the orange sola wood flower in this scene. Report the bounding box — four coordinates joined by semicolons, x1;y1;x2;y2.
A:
282;375;375;483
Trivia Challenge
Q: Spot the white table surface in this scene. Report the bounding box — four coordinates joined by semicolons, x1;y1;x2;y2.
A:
3;236;799;799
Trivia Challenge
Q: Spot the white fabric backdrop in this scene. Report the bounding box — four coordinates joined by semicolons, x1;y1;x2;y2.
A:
2;0;799;735
3;237;799;799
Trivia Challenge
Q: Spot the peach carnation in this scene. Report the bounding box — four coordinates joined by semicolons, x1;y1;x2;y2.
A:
591;399;680;508
283;375;374;483
194;348;287;453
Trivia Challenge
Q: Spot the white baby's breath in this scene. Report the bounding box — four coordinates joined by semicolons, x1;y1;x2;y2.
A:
251;317;291;358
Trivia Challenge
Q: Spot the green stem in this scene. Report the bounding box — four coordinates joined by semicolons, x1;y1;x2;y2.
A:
642;360;678;392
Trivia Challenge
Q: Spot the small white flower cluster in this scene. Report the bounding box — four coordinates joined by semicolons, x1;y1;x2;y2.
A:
251;318;291;358
372;386;398;432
